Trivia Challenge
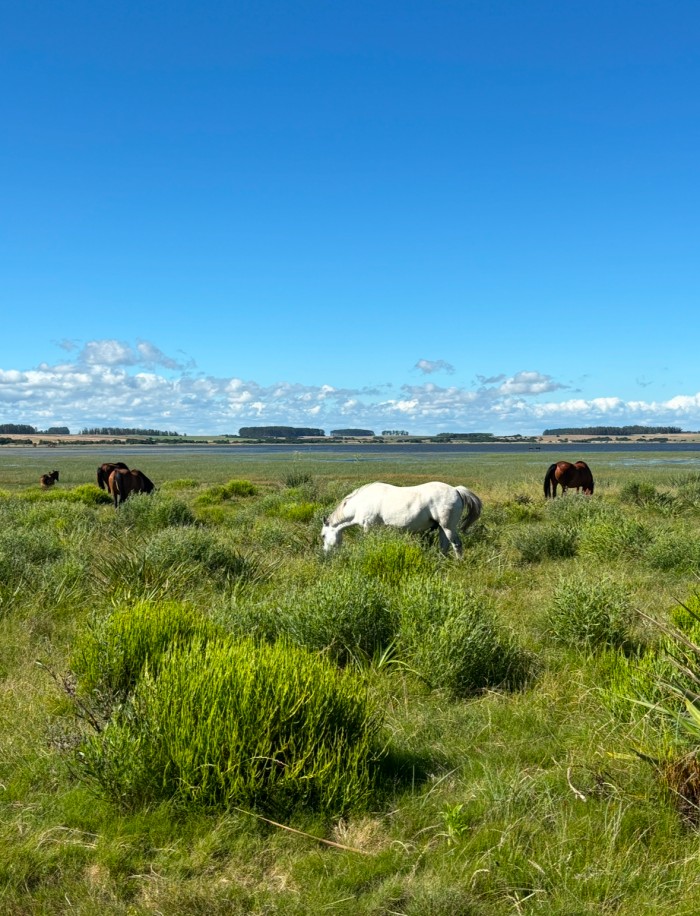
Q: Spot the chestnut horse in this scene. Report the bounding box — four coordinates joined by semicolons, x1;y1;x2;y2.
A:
108;468;155;508
97;462;130;492
40;470;59;488
544;460;594;498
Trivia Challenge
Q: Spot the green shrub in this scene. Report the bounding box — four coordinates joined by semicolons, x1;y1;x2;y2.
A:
398;579;532;696
599;646;676;724
340;528;435;584
273;571;396;665
619;480;658;505
112;492;196;531
578;515;652;559
504;496;545;523
195;479;258;506
244;516;314;553
144;527;263;587
0;527;63;587
273;501;320;523
546;495;610;526
160;478;199;491
283;468;313;488
646;530;700;572
512;524;578;563
675;473;700;509
69;484;112;506
72;600;222;702
78;637;382;816
545;575;633;649
669;594;700;637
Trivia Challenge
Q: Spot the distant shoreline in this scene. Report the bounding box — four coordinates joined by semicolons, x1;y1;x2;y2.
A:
2;432;700;448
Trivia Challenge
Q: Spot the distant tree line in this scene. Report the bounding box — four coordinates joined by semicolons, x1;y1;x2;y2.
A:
238;426;325;439
0;424;70;435
0;424;37;434
381;430;409;436
80;427;181;437
330;428;375;437
434;432;496;441
543;426;683;436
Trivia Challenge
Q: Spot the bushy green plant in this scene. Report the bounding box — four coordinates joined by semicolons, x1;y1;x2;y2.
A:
283;468;313;488
195;479;258;506
675;473;700;509
397;579;532;696
546;494;610;526
78;637;382;816
272;571;396;665
512;524;578;563
159;478;199;491
340;528;435;584
72;599;222;702
222;479;257;497
22;483;113;507
112;492;196;531
646;530;700;572
272;501;320;523
669;594;700;636
0;527;64;587
504;496;545;523
66;484;113;506
599;646;676;724
545;575;633;649
243;516;314;553
578;515;653;559
144;527;263;587
619;480;659;506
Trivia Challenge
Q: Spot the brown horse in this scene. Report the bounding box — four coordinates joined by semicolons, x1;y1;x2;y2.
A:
544;460;594;498
109;468;155;508
40;470;59;488
97;462;130;492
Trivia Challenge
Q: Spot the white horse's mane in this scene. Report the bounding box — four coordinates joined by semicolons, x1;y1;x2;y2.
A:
327;482;375;525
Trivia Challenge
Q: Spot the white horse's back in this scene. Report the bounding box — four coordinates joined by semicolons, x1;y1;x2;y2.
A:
322;480;482;556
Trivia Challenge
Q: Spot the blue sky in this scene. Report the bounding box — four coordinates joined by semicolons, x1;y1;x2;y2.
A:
2;0;699;435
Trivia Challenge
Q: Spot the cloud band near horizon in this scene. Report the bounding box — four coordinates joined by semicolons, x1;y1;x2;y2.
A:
0;340;698;435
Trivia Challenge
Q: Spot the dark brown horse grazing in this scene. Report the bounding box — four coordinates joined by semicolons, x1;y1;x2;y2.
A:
544;460;594;498
109;468;155;508
97;462;130;492
40;470;59;488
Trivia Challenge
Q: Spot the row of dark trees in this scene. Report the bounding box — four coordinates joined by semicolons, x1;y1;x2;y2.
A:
543;426;684;436
238;426;325;439
80;427;181;437
0;424;70;435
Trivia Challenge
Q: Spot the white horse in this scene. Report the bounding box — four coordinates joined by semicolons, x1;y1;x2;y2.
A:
321;481;482;557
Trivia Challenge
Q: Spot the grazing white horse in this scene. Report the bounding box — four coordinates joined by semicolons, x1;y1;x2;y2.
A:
321;481;482;557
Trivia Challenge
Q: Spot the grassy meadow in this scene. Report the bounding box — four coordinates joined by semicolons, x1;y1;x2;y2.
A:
2;446;700;914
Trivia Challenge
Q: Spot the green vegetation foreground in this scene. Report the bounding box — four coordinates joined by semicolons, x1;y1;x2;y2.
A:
2;448;700;914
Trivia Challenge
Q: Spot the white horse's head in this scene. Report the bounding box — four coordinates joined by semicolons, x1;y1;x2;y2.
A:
320;518;342;552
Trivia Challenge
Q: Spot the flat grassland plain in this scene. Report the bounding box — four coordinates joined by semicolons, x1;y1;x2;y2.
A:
2;445;700;915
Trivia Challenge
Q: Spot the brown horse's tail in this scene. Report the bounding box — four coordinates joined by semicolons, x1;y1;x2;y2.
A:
544;463;557;498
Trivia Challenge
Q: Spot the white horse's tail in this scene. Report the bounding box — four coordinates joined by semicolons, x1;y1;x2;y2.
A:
456;486;482;531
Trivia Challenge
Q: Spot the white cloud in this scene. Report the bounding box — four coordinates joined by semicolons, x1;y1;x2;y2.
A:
1;342;700;435
415;359;455;375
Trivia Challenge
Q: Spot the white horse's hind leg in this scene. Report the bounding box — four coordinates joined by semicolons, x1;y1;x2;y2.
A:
438;527;463;557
